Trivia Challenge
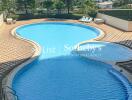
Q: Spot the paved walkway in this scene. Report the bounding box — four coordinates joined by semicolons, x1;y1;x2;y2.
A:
0;19;132;98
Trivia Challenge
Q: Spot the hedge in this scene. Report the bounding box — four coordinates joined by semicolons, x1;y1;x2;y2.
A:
99;9;132;21
17;13;83;20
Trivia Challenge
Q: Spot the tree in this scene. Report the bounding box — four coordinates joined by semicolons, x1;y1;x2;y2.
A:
64;0;73;14
113;0;131;8
43;0;53;15
1;0;16;18
55;0;65;14
16;0;35;14
73;0;84;7
82;0;97;18
1;0;16;12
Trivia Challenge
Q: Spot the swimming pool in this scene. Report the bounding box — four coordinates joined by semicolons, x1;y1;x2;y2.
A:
76;41;132;63
16;22;101;58
12;22;132;100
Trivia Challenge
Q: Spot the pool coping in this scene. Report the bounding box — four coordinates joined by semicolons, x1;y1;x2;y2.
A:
2;21;132;100
2;25;42;99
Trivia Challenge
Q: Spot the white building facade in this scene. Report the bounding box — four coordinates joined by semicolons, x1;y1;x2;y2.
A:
96;0;113;9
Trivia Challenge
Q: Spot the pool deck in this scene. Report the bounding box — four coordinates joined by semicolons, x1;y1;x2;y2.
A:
0;18;132;98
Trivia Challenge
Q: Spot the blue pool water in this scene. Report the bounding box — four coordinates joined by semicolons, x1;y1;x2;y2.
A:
13;22;131;100
16;22;100;58
77;42;132;62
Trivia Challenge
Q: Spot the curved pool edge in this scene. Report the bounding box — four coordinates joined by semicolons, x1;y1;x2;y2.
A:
74;51;132;99
76;41;132;63
76;41;132;100
4;21;130;100
109;68;132;100
16;21;106;45
2;25;42;99
2;21;105;100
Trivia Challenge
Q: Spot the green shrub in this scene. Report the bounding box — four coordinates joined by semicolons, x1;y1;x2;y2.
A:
88;8;97;18
99;10;132;21
17;13;83;20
